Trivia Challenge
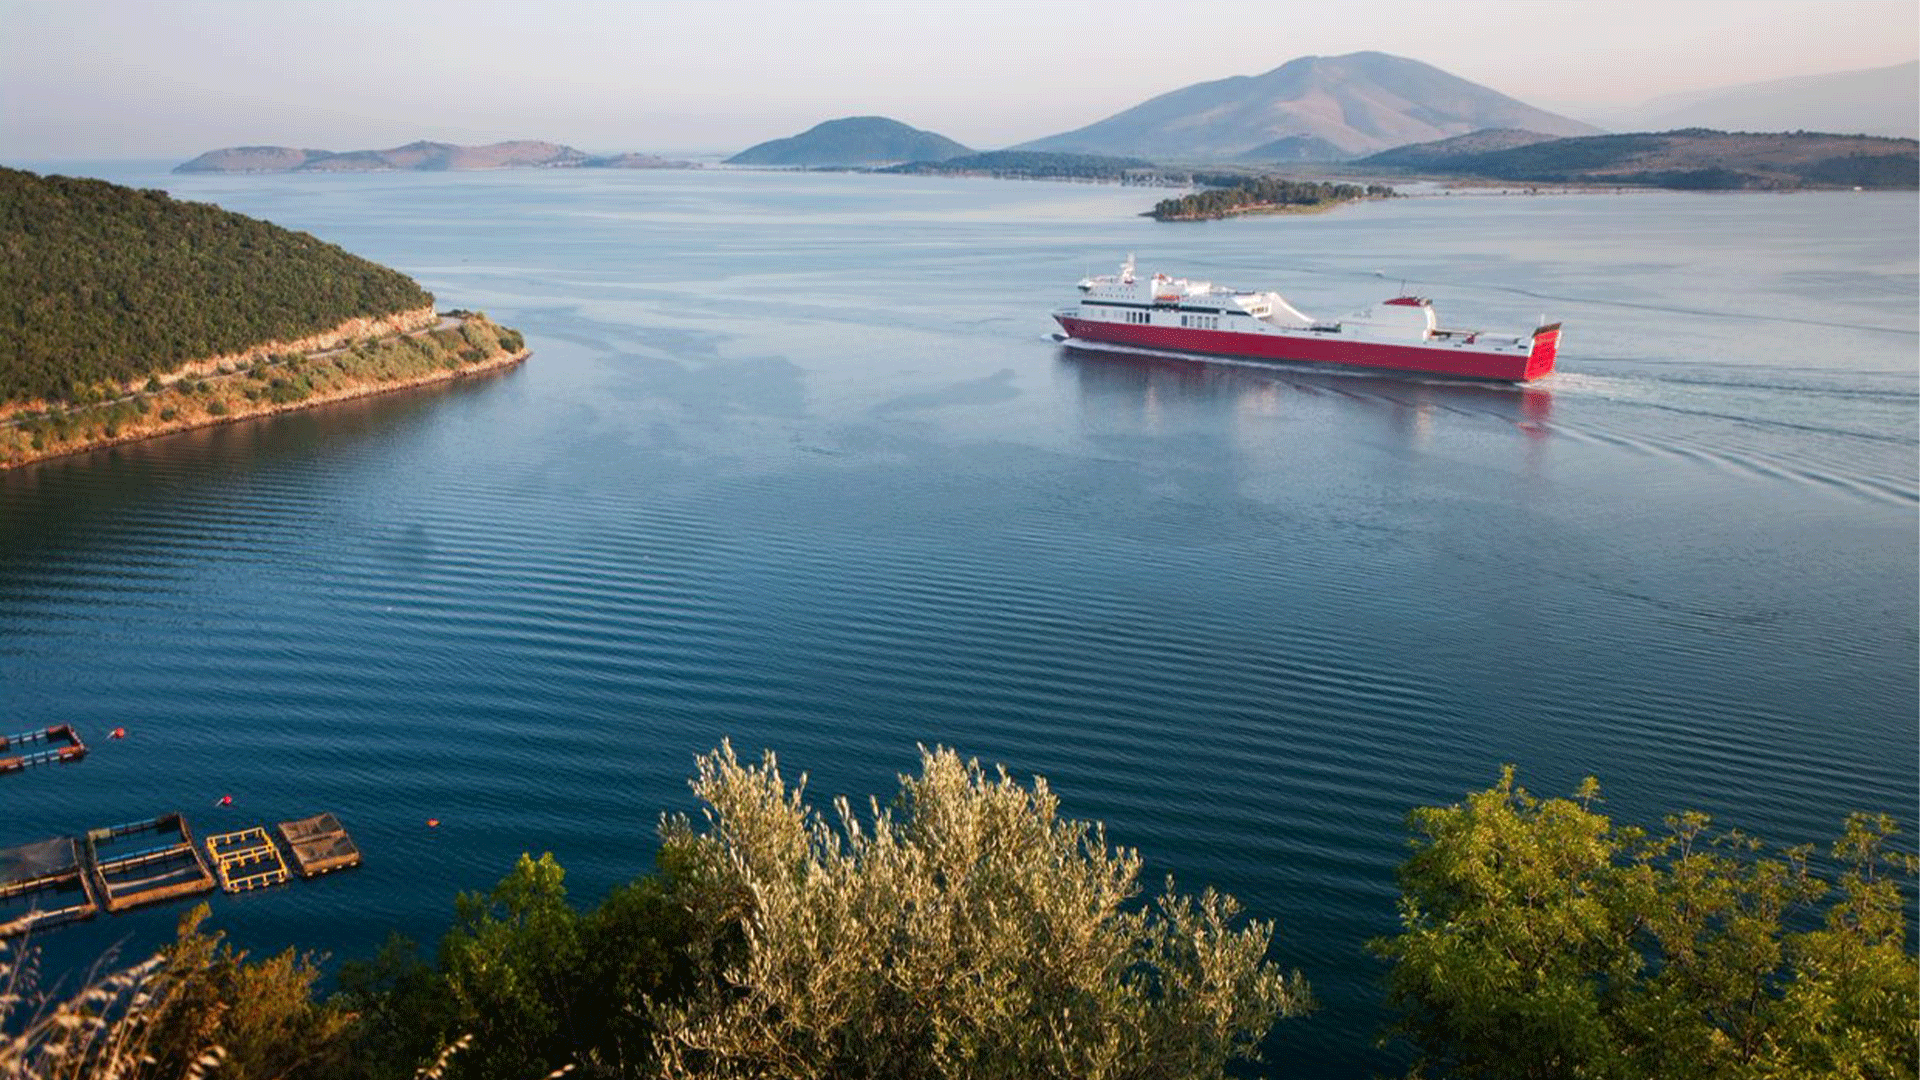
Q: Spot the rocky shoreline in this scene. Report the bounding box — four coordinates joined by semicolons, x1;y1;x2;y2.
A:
0;314;528;470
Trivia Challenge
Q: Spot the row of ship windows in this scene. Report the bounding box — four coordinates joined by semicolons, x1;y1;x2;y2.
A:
1104;310;1221;328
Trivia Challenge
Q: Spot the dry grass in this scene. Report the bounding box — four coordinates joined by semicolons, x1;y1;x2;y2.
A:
4;934;575;1080
1;934;223;1080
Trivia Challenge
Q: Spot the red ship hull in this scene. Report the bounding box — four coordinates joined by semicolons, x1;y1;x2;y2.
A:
1055;315;1560;383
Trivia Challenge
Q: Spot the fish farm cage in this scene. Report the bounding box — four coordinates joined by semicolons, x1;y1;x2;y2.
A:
2;811;360;936
0;724;87;774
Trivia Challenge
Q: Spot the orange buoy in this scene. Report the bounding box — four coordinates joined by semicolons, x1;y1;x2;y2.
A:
110;727;126;739
426;818;441;828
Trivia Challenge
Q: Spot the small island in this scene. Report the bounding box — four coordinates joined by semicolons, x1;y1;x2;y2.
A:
0;167;530;469
1147;177;1398;221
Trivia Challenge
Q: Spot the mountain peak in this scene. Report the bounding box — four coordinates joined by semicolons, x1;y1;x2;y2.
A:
1018;52;1599;160
727;116;971;167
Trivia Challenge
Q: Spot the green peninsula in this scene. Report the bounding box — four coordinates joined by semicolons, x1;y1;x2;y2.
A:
883;150;1157;181
1148;176;1397;220
0;167;528;468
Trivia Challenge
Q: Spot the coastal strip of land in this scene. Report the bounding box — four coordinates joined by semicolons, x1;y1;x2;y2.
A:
0;312;527;469
1147;178;1398;221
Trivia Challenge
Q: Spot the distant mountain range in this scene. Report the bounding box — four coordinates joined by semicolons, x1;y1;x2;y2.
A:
175;140;695;173
178;54;1919;184
1358;129;1919;189
1014;52;1600;161
1610;62;1918;140
725;117;971;167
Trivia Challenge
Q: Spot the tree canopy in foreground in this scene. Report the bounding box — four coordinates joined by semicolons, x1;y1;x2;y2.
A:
2;753;1911;1080
648;742;1311;1079
1373;767;1917;1080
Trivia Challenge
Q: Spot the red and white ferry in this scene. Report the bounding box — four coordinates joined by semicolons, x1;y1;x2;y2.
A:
1054;256;1561;382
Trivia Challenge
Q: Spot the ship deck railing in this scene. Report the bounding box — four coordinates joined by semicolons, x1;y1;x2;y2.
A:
0;724;88;774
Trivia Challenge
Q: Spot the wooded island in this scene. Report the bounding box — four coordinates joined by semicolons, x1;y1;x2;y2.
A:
1148;177;1398;221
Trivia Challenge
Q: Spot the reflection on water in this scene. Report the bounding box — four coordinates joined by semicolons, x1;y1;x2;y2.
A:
0;365;526;575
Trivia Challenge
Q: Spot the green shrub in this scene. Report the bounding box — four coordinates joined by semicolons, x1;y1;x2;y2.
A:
1374;769;1919;1080
652;743;1310;1079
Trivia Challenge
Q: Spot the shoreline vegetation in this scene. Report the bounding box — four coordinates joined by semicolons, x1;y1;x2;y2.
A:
1148;178;1398;221
1;166;532;470
2;753;1911;1080
880;149;1162;182
1;167;439;403
0;312;527;469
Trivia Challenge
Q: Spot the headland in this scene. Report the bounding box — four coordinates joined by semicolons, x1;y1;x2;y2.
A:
0;311;528;469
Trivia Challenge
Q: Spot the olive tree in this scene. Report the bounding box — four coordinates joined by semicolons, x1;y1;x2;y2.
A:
1374;768;1918;1080
651;742;1312;1080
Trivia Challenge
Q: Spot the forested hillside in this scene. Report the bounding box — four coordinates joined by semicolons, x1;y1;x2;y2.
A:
1356;129;1920;188
0;167;433;403
883;150;1156;180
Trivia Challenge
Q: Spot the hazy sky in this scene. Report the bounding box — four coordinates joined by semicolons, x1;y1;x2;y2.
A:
3;0;1915;159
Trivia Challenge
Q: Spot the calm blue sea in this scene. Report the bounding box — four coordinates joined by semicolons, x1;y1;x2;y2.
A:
3;163;1916;1074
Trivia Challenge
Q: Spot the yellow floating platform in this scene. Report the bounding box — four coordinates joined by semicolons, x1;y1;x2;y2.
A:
204;826;291;893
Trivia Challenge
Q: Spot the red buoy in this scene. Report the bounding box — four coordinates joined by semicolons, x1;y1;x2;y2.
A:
110;727;127;739
216;794;233;807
